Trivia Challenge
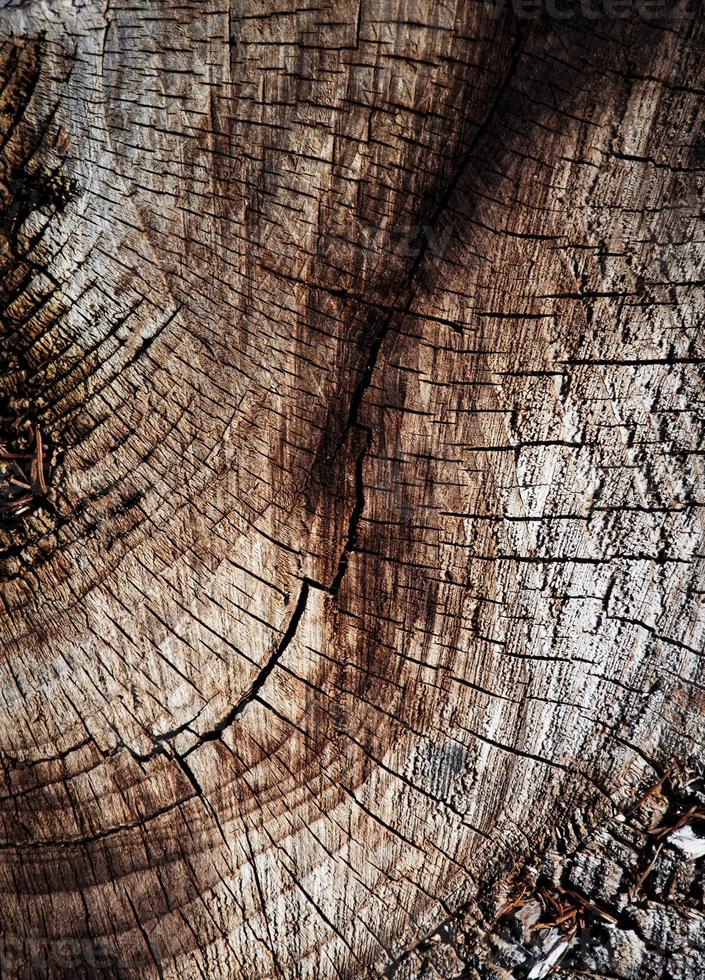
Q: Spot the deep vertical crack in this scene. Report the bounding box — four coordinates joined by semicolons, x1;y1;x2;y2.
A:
329;26;527;594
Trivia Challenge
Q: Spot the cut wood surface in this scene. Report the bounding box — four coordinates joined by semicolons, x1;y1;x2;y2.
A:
0;1;704;976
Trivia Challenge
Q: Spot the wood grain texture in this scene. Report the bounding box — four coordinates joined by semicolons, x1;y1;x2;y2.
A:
0;0;703;976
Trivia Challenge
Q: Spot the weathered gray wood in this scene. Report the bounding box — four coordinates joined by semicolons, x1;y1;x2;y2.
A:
0;1;703;976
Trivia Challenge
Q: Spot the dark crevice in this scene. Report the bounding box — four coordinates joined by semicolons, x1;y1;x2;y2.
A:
326;25;527;596
172;751;205;797
180;578;312;756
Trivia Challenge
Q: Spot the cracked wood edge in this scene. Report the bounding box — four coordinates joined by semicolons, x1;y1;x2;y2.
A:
0;2;704;977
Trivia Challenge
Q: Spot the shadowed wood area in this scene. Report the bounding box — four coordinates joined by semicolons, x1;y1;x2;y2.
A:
0;0;704;976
